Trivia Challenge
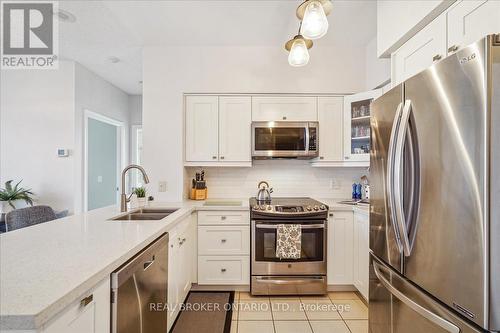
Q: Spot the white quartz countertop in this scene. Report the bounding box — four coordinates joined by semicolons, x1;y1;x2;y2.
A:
0;198;366;330
0;200;248;330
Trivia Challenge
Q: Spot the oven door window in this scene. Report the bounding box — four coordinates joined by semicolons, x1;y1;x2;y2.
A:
254;223;324;262
254;127;306;151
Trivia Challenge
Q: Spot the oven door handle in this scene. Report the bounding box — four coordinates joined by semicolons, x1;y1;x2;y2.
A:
255;224;325;230
254;277;325;285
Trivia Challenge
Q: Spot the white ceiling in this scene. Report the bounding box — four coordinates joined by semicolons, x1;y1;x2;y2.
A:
59;0;377;95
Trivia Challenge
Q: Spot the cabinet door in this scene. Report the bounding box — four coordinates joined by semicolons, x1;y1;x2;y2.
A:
343;90;382;163
43;278;110;333
167;228;179;331
317;97;343;162
392;15;447;85
251;96;317;121
447;0;500;53
185;96;219;162
353;212;370;300
327;211;354;285
219;96;251;162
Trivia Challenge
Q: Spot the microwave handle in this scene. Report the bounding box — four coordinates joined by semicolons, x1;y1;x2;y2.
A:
305;125;310;154
255;224;325;230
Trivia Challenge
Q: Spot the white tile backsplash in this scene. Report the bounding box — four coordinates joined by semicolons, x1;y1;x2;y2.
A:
185;160;367;199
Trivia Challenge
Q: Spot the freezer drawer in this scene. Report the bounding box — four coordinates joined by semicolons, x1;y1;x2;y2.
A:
369;254;483;333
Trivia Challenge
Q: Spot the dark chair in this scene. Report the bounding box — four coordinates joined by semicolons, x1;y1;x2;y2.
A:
5;205;57;232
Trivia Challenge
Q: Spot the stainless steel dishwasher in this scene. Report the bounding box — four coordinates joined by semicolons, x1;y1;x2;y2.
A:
111;233;168;333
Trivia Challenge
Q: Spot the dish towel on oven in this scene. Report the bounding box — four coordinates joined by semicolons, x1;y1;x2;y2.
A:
276;224;301;259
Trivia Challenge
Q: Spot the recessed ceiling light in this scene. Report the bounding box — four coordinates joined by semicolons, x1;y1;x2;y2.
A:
55;9;76;23
108;56;120;64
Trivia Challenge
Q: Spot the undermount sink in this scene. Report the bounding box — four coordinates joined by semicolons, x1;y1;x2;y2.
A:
110;208;179;221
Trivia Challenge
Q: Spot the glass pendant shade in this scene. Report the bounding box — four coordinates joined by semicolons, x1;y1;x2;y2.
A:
288;38;310;67
300;0;329;40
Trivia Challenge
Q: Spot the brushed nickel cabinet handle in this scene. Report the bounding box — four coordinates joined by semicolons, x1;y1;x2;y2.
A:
220;156;225;160
448;45;459;53
221;239;227;243
212;156;217;159
221;268;227;273
282;116;287;120
432;54;442;62
81;294;93;307
345;156;350;160
221;216;227;220
320;156;324;160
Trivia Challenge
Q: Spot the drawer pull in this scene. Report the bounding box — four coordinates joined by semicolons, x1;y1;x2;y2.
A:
221;268;227;273
220;156;225;160
221;216;227;220
282;116;287;120
448;45;459;53
212;156;217;159
432;54;442;62
81;294;93;307
221;239;227;243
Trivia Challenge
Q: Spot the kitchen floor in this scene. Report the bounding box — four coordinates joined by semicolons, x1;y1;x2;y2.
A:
230;291;368;333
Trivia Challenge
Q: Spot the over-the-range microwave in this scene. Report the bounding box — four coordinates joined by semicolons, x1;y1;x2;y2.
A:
251;121;318;159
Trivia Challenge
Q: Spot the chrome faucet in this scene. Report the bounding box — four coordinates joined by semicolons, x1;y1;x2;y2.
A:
120;164;150;212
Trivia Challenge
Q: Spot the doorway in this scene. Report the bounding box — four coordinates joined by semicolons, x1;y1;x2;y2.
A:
84;110;125;211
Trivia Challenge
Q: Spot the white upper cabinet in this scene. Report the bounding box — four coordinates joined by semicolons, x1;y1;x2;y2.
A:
447;0;500;53
185;96;219;162
343;89;381;164
392;14;447;85
251;96;317;121
316;97;343;163
219;96;251;162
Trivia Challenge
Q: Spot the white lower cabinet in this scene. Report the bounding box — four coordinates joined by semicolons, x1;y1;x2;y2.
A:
327;211;354;285
167;214;196;331
197;210;250;286
42;277;110;333
353;211;369;300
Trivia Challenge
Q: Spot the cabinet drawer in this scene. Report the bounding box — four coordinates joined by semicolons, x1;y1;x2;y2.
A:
197;211;249;225
198;226;250;255
198;256;250;285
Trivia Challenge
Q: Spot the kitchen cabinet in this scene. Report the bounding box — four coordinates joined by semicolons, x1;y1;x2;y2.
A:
447;0;500;54
197;209;250;285
391;14;447;85
42;277;110;333
167;215;195;331
343;89;382;164
219;96;251;162
316;96;344;164
185;95;219;162
327;211;354;285
251;96;317;121
353;211;369;301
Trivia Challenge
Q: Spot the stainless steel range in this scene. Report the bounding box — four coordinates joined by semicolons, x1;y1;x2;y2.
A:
250;197;328;295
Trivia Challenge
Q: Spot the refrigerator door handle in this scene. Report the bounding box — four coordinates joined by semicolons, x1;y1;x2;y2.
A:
387;102;404;252
373;261;461;333
394;99;414;256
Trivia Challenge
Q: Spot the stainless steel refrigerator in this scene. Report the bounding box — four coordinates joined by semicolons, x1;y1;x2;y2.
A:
369;34;500;333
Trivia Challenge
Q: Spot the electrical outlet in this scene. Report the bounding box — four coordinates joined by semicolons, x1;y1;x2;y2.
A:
330;178;341;190
158;181;167;192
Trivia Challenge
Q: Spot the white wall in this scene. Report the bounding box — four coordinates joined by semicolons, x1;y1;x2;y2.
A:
0;61;76;212
377;0;453;57
365;36;391;90
143;44;368;202
74;63;130;213
1;61;132;214
186;161;365;199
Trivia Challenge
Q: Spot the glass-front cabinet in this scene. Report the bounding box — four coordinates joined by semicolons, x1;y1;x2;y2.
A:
344;89;382;163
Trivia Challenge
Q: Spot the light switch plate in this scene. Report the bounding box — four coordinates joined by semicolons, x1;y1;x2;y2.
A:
158;181;167;192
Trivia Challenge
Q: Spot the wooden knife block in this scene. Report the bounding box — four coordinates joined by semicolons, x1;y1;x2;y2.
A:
190;188;207;200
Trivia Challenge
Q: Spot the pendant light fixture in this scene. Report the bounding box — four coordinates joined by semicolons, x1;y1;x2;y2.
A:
296;0;332;40
285;26;313;67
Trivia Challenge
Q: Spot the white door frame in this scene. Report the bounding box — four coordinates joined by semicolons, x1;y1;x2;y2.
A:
130;125;143;190
84;109;125;212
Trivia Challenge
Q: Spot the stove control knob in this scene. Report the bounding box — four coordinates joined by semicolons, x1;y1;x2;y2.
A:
306;206;312;211
253;205;259;210
320;205;326;210
259;205;265;210
267;205;272;211
313;205;319;211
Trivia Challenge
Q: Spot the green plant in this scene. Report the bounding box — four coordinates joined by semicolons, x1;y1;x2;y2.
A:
0;180;34;209
133;187;146;198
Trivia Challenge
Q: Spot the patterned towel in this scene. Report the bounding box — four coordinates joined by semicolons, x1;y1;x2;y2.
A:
276;224;302;259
